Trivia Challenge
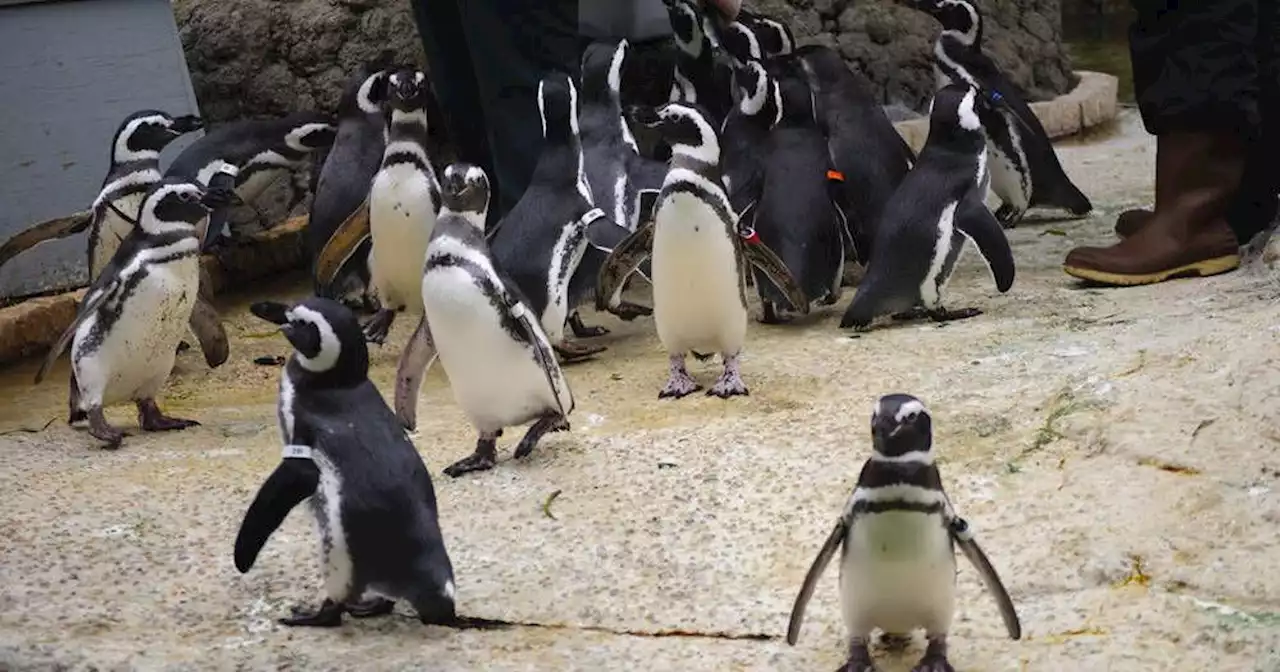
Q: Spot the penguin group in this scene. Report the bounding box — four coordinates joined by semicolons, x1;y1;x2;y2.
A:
0;0;1108;667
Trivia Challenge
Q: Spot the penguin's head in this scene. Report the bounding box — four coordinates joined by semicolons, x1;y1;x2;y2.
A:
283;112;338;152
722;21;762;66
905;0;982;46
250;297;369;382
387;69;429;112
537;72;581;142
351;69;392;116
870;394;933;458
439;163;491;228
664;0;706;58
112;110;204;162
928;84;987;135
731;59;771;116
624;102;719;160
139;177;232;235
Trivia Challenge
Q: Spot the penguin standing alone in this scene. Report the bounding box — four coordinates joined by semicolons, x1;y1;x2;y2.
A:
786;393;1022;672
839;84;1016;330
235;296;456;627
909;0;1091;228
395;163;575;478
34;177;235;448
361;68;442;344
596;101;806;398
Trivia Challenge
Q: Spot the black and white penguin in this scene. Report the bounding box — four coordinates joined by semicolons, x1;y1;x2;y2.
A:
597;101;807;398
911;0;1091;227
579;38;666;233
662;0;734;126
739;58;848;323
719;19;763;68
395;163;575;478
33;178;235;449
488;72;645;362
236;296;456;627
786;393;1021;672
720;58;781;214
839;84;1016;330
361;68;442;344
736;8;796;58
164;111;337;250
796;45;916;264
307;57;395;307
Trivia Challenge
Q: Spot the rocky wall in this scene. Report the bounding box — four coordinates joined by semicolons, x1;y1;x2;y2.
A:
174;0;1075;121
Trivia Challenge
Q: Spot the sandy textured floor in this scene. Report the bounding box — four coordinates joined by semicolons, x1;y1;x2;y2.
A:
2;110;1279;671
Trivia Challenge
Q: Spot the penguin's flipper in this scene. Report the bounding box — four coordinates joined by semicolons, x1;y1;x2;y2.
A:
0;210;93;272
954;196;1015;293
948;514;1022;641
393;315;439;431
634;189;662;228
188;296;230;368
506;298;571;419
786;516;848;645
34;280;119;385
233;458;321;573
314;197;372;295
740;235;810;314
596;219;655;311
825;169;862;262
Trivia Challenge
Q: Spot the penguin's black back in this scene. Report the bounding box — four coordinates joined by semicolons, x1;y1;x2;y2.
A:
164;112;328;180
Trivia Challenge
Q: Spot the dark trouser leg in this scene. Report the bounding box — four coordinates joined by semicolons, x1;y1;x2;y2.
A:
411;0;499;225
458;0;581;220
1228;0;1280;245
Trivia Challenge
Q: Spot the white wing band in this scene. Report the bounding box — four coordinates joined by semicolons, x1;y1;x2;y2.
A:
580;207;607;226
282;444;313;460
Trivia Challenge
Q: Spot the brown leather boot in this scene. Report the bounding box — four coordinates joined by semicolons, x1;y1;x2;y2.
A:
1063;131;1244;286
1114;208;1152;237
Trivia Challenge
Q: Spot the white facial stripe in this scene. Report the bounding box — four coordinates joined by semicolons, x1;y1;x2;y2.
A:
739;63;768;115
94;168;162;210
608;40;628;97
286;305;342;372
921;201;958;307
770;80;784;127
870;450;934;464
285;123;332;152
852;483;946;508
671;69;697;103
674;4;702;56
537;79;548;138
114;115;172;163
731;23;761;59
567;77;581;139
665;105;720;165
894;399;926;422
934;39;979;89
940;0;980;45
958;89;982;131
357;72;385;114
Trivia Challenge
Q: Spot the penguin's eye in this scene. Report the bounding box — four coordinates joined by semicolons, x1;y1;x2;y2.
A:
178;192;194;202
904;412;919;423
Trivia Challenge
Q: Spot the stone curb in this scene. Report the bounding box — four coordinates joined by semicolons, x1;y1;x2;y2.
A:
892;70;1120;152
0;71;1119;367
0;216;308;366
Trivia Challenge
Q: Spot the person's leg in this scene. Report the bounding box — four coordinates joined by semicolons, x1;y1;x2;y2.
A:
458;0;581;220
1229;0;1280;246
1064;0;1258;286
410;0;499;218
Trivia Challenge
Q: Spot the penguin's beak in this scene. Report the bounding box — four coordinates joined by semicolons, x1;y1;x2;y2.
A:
171;115;204;134
625;105;663;129
249;301;291;326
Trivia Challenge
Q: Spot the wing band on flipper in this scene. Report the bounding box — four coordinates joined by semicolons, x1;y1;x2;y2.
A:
0;211;93;272
233;458;321;573
506;298;569;418
786;517;848;645
948;515;1022;640
314;197;372;293
394;315;439;431
954;195;1015;292
595;220;655;311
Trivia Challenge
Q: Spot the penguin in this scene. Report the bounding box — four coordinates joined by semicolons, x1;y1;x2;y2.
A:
909;0;1092;228
738;58;848;323
307;56;396;308
786;393;1022;672
361;68;442;344
394;163;575;479
164;111;337;251
235;296;456;627
579;38;666;233
662;0;734;126
488;72;645;362
596;101;807;398
719;58;780;214
33;177;235;449
796;44;916;265
839;84;1016;330
736;8;796;58
718;19;762;68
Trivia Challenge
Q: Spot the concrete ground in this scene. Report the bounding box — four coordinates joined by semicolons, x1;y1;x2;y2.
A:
2;110;1279;671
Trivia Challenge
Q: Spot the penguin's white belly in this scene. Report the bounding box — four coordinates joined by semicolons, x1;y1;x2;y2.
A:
422;267;568;432
74;257;199;407
369;167;437;311
651;195;747;356
310;452;354;600
92;194;145;280
840;512;957;636
988;139;1029;211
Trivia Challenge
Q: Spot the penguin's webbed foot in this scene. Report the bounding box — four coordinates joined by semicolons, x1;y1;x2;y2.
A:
345;596;396;618
136;399;200;432
554;339;606;364
362;309;396;344
87;407;126;449
910;634;954;672
927;307;982;323
707;353;748;398
280;598;344;627
443;434;499;478
842;638;880;672
568;312;609;338
891;307;930;321
690;351;716;362
610;301;653;321
995;204;1024;229
176;340;191;354
759;301;792;325
514;414;570;459
659;355;702;399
